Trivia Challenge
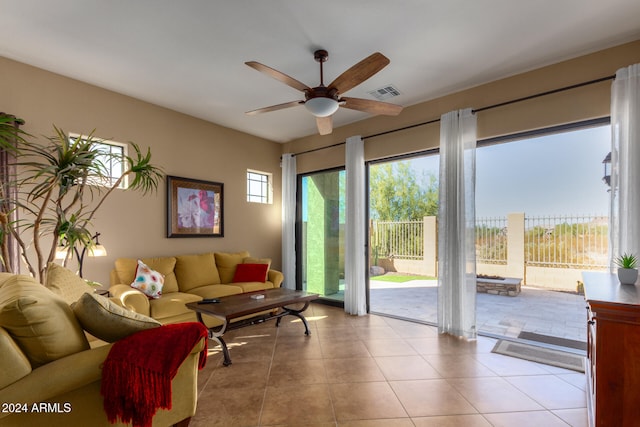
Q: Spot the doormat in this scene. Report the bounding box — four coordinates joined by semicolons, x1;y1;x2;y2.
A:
517;331;587;351
492;340;585;372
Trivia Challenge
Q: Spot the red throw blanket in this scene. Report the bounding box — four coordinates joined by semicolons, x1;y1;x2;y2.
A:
101;322;208;427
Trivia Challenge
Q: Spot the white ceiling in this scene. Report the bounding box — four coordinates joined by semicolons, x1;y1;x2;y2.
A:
1;1;639;143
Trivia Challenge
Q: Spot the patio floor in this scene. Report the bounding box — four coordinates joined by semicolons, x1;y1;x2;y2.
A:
369;279;587;349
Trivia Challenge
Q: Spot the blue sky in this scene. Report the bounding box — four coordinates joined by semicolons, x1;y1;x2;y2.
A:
409;124;611;218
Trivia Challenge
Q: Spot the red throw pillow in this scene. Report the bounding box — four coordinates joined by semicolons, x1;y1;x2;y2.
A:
232;263;269;283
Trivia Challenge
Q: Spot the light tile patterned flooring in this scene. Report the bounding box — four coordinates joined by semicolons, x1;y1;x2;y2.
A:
192;303;587;426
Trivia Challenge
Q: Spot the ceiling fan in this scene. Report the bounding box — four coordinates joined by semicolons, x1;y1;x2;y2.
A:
245;49;403;136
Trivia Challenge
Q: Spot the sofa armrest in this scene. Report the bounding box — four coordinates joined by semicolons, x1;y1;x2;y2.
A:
268;270;284;288
0;344;112;407
0;338;206;425
109;284;151;316
109;269;120;287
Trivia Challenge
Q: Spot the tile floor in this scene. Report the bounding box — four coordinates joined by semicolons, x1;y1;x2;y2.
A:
191;303;588;426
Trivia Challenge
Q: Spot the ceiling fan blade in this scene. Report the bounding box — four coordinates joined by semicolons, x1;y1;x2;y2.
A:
341;97;403;116
245;100;303;115
316;115;333;135
245;61;310;92
328;52;390;94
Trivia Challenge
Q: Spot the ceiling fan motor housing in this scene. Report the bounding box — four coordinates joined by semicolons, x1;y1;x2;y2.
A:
304;86;339;102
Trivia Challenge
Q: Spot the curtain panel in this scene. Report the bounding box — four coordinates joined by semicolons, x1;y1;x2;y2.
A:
437;108;477;339
281;153;296;290
344;135;367;315
610;64;640;267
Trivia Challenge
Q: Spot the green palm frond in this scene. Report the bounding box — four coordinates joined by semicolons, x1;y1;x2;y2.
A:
125;143;164;195
0;115;29;153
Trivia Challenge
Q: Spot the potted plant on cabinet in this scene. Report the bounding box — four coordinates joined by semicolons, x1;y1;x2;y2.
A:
614;252;638;285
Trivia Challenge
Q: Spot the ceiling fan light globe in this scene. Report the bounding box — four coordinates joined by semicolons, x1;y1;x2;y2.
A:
305;97;339;117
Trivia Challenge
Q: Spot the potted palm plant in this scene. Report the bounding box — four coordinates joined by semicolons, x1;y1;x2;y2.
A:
614;252;638;285
0;115;163;284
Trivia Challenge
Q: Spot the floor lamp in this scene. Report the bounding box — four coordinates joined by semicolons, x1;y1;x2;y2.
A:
55;232;108;277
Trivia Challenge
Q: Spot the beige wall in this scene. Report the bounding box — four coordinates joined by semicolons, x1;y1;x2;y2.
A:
0;57;283;285
284;39;640;173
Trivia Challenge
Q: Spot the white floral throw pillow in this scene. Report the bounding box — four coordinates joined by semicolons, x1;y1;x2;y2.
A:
130;260;164;299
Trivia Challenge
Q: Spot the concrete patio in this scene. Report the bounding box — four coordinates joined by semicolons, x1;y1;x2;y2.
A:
369;279;587;349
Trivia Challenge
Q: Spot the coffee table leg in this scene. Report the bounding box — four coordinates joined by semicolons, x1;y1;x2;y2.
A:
213;335;232;366
279;301;312;335
196;312;233;366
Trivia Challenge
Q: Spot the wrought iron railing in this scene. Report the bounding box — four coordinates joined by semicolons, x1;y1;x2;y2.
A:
370;220;423;260
524;214;608;268
476;217;508;264
370;214;608;269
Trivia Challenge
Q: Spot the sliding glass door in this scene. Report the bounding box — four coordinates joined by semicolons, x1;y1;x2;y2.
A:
298;168;346;303
368;153;440;321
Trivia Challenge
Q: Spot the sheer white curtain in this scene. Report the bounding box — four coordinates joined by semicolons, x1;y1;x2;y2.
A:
610;64;640;268
344;135;367;315
281;153;297;290
437;108;477;339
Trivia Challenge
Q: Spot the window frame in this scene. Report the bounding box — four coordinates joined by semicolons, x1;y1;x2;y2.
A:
69;133;128;189
246;169;272;204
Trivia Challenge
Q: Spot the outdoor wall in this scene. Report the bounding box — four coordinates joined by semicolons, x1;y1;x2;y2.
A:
474;265;589;292
0;57;283;286
283;39;640;173
525;267;590;291
305;174;341;296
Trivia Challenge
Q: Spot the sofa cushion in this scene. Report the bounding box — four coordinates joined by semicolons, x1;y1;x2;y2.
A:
149;292;202;320
0;272;18;287
0;275;89;368
231;281;276;293
233;263;269;283
72;292;161;342
115;257;179;293
45;262;94;305
131;260;164;299
175;253;221;291
0;327;32;389
215;251;250;284
186;284;244;299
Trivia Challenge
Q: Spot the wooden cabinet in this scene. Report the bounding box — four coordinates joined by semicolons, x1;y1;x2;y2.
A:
583;272;640;427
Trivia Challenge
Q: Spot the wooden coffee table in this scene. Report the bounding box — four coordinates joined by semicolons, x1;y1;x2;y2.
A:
186;288;318;366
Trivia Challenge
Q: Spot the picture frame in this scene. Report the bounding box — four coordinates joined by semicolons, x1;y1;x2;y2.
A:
167;175;223;237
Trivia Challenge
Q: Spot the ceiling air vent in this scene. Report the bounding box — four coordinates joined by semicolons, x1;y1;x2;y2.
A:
368;84;401;101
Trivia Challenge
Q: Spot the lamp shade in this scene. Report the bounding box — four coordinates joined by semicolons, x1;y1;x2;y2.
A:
304;97;339;117
88;244;108;257
54;246;70;260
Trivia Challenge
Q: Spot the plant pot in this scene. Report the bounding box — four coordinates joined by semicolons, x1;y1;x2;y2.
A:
617;268;638;285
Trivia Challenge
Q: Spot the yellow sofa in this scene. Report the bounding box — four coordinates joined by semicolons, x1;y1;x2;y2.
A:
109;251;284;325
0;273;205;427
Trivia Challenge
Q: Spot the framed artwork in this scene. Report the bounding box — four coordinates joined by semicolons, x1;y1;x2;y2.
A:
167;175;223;237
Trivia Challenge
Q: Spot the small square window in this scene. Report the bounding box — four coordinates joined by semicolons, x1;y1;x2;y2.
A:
70;133;128;189
247;170;272;204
